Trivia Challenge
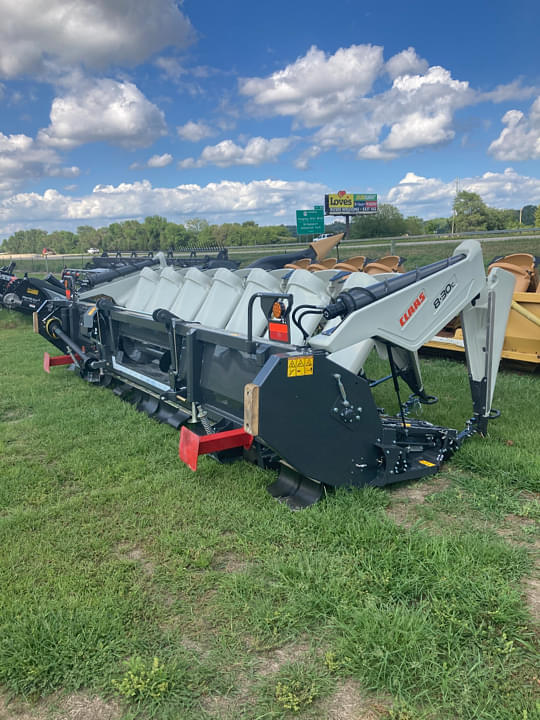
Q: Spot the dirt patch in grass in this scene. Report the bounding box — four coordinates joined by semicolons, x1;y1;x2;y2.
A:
322;680;391;720
497;516;539;547
201;643;317;719
54;694;121;720
115;543;155;577
0;694;38;720
523;576;540;621
201;685;254;719
212;551;251;573
0;409;33;424
386;476;451;528
0;694;121;720
256;639;312;676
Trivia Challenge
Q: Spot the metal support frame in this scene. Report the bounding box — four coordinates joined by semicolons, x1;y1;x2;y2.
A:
179;426;253;470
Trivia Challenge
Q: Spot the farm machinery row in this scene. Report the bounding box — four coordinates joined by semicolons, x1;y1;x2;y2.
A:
25;235;516;508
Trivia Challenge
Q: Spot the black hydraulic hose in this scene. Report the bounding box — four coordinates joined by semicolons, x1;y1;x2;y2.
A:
83;258;158;286
323;253;466;320
296;308;324;342
292;303;322;329
247;246;316;270
387;344;407;430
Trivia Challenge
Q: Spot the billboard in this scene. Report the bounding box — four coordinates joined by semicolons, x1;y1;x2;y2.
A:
325;192;378;215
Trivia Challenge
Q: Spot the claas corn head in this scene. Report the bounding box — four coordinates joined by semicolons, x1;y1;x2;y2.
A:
34;238;515;508
1;261;66;314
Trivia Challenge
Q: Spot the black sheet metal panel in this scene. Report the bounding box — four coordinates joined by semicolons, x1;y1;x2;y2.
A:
253;352;384;489
1;273;65;313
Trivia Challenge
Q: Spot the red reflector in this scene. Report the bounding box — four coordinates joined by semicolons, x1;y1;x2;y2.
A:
268;321;290;343
179;426;253;471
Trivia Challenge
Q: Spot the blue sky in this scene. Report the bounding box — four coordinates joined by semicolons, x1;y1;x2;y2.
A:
0;0;539;238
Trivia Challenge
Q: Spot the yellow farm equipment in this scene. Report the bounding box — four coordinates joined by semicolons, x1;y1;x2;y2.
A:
426;252;540;365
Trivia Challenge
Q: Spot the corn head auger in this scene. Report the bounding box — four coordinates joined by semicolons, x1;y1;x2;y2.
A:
34;239;515;509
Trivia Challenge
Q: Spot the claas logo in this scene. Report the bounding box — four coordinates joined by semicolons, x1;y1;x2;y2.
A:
400;291;426;327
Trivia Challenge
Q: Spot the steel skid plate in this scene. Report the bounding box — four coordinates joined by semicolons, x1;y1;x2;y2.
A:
267;464;324;510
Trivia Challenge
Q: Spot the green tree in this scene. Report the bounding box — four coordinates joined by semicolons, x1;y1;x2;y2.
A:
453;191;490;232
121;220;147;251
77;225;101;252
3;228;49;253
48;230;78;254
425;217;451;234
521;205;536;225
163;223;188;250
404;216;424;236
144;216;168;250
535;205;540;227
351;204;406;238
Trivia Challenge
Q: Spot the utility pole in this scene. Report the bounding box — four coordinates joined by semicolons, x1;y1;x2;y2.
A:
451;178;460;235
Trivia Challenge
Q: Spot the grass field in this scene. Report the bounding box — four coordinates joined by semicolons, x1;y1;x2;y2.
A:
234;236;540;268
3;233;540;275
0;291;539;717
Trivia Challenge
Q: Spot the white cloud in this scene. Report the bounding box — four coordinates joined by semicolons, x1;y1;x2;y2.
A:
147;153;173;168
477;79;539;103
241;46;473;159
177;120;215;142
0;0;194;78
0;179;327;233
488;97;540;161
294;145;323;170
179;137;294;168
154;56;186;82
316;65;471;159
384;111;455;151
38;78;167;149
385;47;428;79
357;144;400;160
0;131;79;192
239;44;384;125
386;168;540;217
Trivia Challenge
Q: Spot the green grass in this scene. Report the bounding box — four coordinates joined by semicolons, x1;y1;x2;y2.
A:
0;309;538;719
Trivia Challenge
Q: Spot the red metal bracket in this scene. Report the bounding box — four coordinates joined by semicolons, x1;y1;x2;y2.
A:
179;426;253;471
43;352;79;373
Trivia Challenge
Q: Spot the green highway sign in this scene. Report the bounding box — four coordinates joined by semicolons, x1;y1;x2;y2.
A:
296;207;324;235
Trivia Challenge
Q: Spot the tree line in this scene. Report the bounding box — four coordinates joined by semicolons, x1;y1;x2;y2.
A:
1;192;539;255
0;217;294;254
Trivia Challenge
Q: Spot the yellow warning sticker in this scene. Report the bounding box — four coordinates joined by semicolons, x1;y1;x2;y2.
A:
27;288;38;295
88;306;97;316
419;459;436;467
287;356;314;377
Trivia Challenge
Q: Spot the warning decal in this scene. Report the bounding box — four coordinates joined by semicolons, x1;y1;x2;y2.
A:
287;356;314;377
